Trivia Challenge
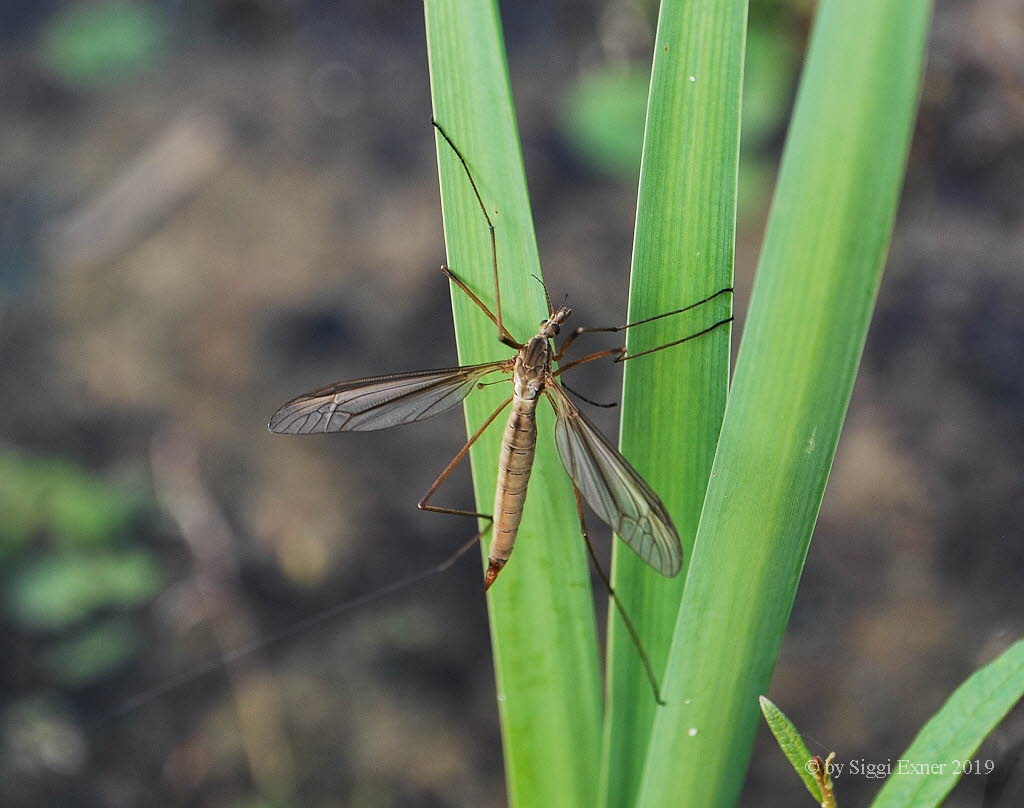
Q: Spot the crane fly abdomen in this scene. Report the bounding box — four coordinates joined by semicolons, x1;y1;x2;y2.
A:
483;324;563;589
486;393;539;588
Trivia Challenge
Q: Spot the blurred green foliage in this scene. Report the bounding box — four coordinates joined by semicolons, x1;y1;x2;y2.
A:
37;2;165;88
0;452;138;558
743;22;798;143
39;616;143;687
7;550;159;631
737;18;800;214
560;3;801;219
563;67;650;178
1;449;159;685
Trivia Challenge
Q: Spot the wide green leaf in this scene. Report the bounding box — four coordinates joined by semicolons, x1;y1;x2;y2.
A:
600;2;745;806
424;2;602;806
636;1;932;805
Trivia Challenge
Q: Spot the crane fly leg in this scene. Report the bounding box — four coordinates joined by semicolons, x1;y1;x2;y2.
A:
559;380;618;408
418;395;512;520
555;287;733;359
441;266;523;350
553;348;625;377
433;119;522;350
553;316;734;377
616;316;733;363
571;484;665;705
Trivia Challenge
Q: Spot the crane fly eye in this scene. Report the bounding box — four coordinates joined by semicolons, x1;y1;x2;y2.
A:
551;323;560;335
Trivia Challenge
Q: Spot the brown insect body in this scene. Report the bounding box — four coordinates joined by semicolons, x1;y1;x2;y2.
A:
267;289;696;587
269;124;734;593
486;307;571;588
267;120;734;702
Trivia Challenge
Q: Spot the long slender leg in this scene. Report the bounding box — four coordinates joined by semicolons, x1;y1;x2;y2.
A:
418;395;512;519
556;287;733;359
572;484;665;705
432;119;521;349
553;316;734;377
107;527;488;720
113;398;510;718
553;348;625;377
560;380;617;408
616;316;733;363
441;266;523;349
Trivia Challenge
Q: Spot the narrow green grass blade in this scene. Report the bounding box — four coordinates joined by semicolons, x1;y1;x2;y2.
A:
599;2;745;806
871;639;1024;808
636;1;933;806
759;696;822;802
424;2;602;806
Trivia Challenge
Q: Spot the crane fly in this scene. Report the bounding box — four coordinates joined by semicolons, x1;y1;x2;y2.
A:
269;120;732;698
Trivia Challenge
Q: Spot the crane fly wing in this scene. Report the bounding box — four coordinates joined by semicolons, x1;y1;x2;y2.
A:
546;383;682;577
269;361;510;434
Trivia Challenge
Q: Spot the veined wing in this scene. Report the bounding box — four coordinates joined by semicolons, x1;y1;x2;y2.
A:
546;382;682;577
269;361;510;434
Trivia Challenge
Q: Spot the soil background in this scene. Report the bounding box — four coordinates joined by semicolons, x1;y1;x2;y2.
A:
1;2;1022;806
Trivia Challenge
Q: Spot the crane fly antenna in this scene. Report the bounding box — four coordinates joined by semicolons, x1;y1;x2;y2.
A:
531;273;555;315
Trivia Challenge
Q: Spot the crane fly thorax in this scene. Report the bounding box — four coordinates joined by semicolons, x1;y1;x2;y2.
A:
513;338;550;400
511;305;573;399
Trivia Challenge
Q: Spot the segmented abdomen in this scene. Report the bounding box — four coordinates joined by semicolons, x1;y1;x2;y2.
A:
489;394;538;569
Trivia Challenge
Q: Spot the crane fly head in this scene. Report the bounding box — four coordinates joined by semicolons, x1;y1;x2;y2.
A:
539;306;572;339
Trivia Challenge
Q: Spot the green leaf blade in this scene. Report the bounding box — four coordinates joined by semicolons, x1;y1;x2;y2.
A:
636;1;933;806
759;696;822;802
424;2;602;806
871;639;1024;808
600;2;745;806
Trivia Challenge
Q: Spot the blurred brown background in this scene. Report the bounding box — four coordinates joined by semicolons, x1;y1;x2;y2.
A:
1;1;1021;806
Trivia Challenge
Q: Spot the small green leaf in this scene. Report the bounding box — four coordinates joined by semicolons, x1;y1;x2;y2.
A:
759;696;822;802
871;639;1024;808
